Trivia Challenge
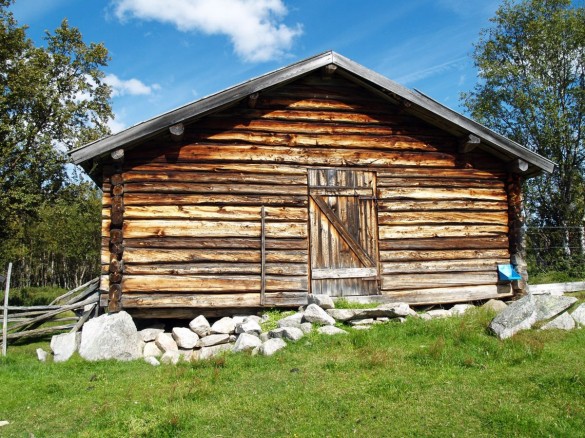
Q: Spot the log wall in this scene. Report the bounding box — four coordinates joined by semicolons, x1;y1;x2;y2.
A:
100;73;515;314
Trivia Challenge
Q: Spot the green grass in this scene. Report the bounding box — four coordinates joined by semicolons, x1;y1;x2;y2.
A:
1;308;585;437
1;285;66;306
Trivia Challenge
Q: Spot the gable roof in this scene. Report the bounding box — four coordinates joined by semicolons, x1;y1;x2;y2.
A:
70;51;555;177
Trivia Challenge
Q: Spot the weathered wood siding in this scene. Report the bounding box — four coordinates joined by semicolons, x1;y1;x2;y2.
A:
100;72;513;313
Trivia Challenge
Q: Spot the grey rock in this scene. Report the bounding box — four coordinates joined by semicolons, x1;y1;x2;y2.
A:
143;341;163;358
425;309;451;319
259;338;287;356
235;319;262;335
308;294;335;309
352;325;372;330
246;315;263;324
211;317;236;334
79;311;143;361
326;309;360;322
155;332;178;352
139;328;164;343
303;304;336;325
318;325;348;335
189;315;211;337
179;349;193;361
488;295;537;339
571;304;585;326
541;312;576;331
197;333;230;348
36;348;48;362
172;327;199;349
160;351;181;365
300;322;313;334
450;304;475;316
232;315;248;325
198;343;233;360
51;332;81;362
482;299;508;313
233;333;262;352
358;303;416;319
277;312;304;328
377;317;390;323
349;318;375;326
269;327;304;342
144;356;160;366
327;303;415;322
419;313;432;321
534;295;577;322
259;332;270;342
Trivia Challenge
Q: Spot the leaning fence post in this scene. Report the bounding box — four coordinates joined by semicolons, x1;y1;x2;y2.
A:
2;262;13;357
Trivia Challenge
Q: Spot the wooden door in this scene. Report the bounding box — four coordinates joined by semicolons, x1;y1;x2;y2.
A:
309;169;379;296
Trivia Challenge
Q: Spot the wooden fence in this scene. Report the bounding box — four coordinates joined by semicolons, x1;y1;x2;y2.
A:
0;278;99;347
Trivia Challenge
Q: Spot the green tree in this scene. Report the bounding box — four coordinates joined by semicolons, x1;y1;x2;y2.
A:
0;0;111;228
462;0;585;259
0;0;111;287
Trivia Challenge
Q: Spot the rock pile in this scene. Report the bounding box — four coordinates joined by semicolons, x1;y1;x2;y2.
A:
45;292;585;363
488;294;584;339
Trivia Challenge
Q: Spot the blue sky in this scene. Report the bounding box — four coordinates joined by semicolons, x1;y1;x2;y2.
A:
10;0;501;134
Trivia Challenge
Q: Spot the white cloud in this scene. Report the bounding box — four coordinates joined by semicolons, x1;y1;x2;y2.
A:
111;0;303;62
107;117;127;134
104;73;160;97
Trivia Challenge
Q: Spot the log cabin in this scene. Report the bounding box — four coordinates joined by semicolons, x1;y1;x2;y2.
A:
70;51;555;318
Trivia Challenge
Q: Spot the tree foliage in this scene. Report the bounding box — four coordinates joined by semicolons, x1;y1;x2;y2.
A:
0;0;111;225
0;0;111;287
462;0;585;237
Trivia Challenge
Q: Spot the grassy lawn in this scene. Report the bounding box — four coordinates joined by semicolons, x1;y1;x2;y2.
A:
1;307;585;437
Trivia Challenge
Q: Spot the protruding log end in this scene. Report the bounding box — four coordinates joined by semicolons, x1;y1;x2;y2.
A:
169;123;185;142
248;93;259;108
508;158;529;174
458;134;481;153
111;148;124;162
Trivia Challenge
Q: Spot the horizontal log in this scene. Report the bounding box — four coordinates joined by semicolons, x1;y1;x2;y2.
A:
3;324;76;341
381;259;510;274
311;267;377;280
377;200;508;212
381;272;499;290
202;117;446;138
119;205;308;221
120;162;308;175
380;248;510;262
210;108;436;127
528;281;585;295
104;193;308;207
378;236;509;251
377;177;504;189
124;248;308;264
120;182;307;196
119;220;307;239
123;292;307;309
346;284;513;305
122;237;307;250
378;211;508;226
137;144;458;168
123;262;308;276
376;168;505;180
378;187;507;201
122;275;308;293
196;130;449;153
379;225;508;240
121;171;306;185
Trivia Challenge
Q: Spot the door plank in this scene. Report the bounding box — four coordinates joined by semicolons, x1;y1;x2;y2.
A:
310;194;375;268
